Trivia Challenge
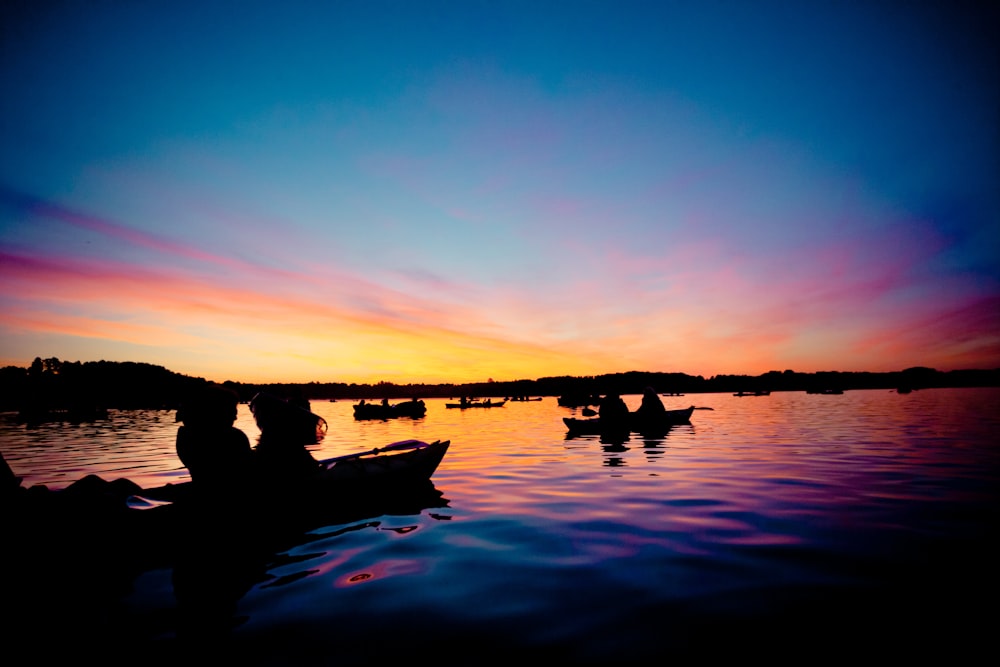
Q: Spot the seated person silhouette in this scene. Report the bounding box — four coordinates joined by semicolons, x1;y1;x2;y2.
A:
633;386;668;433
175;384;255;498
636;386;666;417
172;386;264;640
598;392;630;431
249;392;326;485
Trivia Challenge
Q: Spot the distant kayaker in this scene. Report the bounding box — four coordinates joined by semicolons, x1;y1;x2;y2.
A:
635;387;666;419
598;392;630;429
175;384;255;496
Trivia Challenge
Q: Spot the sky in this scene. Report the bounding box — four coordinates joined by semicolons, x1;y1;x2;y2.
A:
1;0;998;384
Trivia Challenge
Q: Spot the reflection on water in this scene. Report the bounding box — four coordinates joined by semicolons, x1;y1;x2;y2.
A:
2;388;999;662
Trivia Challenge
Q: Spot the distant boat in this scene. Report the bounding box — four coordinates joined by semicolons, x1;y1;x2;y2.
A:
557;394;602;408
563;406;696;436
807;388;844;395
734;390;770;397
445;399;506;409
353;399;427;420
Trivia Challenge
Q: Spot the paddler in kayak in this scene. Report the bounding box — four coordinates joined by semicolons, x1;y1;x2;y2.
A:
249;391;327;485
175;383;256;498
173;384;265;641
598;391;630;432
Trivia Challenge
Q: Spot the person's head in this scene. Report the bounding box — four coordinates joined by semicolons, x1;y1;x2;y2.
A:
250;392;327;443
178;384;240;428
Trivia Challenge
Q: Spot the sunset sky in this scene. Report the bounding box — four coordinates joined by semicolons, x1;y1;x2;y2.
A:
1;1;997;384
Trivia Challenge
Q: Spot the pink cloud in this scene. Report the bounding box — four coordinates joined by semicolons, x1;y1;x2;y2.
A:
24;194;250;272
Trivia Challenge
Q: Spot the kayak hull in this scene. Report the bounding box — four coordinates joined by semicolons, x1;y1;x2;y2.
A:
563;407;695;436
134;439;450;505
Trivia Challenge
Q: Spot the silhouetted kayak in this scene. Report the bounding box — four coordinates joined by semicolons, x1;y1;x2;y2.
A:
131;438;450;507
8;440;448;525
445;400;506;409
352;399;428;420
3;439;453;631
5;439;451;574
563;406;695;435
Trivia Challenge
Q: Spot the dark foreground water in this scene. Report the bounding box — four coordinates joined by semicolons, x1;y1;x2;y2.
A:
2;388;998;664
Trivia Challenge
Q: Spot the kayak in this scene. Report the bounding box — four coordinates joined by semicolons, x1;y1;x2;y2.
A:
353;399;427;420
317;438;448;482
563;406;695;435
130;438;450;506
445;400;506;409
4;440;452;603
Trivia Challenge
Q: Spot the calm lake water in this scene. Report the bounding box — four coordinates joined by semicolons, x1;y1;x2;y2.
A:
3;387;999;664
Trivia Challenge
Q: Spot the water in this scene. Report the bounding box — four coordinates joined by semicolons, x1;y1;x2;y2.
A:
2;388;998;663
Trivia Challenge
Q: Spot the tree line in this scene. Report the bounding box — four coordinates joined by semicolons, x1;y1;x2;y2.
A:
1;356;998;414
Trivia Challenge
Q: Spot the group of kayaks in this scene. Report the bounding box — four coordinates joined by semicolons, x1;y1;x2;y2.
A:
9;393;700;540
3;439;453;595
340;393;699;436
353;396;522;418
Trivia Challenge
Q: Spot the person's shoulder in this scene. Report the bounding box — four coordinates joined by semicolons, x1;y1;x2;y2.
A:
225;426;253;449
176;425;198;456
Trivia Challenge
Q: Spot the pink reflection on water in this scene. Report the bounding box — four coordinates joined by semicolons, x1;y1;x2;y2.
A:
338;558;428;588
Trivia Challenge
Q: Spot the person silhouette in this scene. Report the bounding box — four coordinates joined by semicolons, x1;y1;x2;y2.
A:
636;387;666;417
172;385;267;642
598;391;630;431
633;386;667;433
249;392;326;486
175;384;255;498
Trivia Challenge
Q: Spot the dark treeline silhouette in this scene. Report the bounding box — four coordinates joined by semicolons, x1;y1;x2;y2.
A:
1;357;998;414
0;357;208;421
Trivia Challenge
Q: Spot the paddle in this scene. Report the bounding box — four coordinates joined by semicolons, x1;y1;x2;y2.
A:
319;439;430;469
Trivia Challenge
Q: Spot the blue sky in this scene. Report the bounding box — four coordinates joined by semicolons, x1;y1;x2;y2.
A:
1;1;997;383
